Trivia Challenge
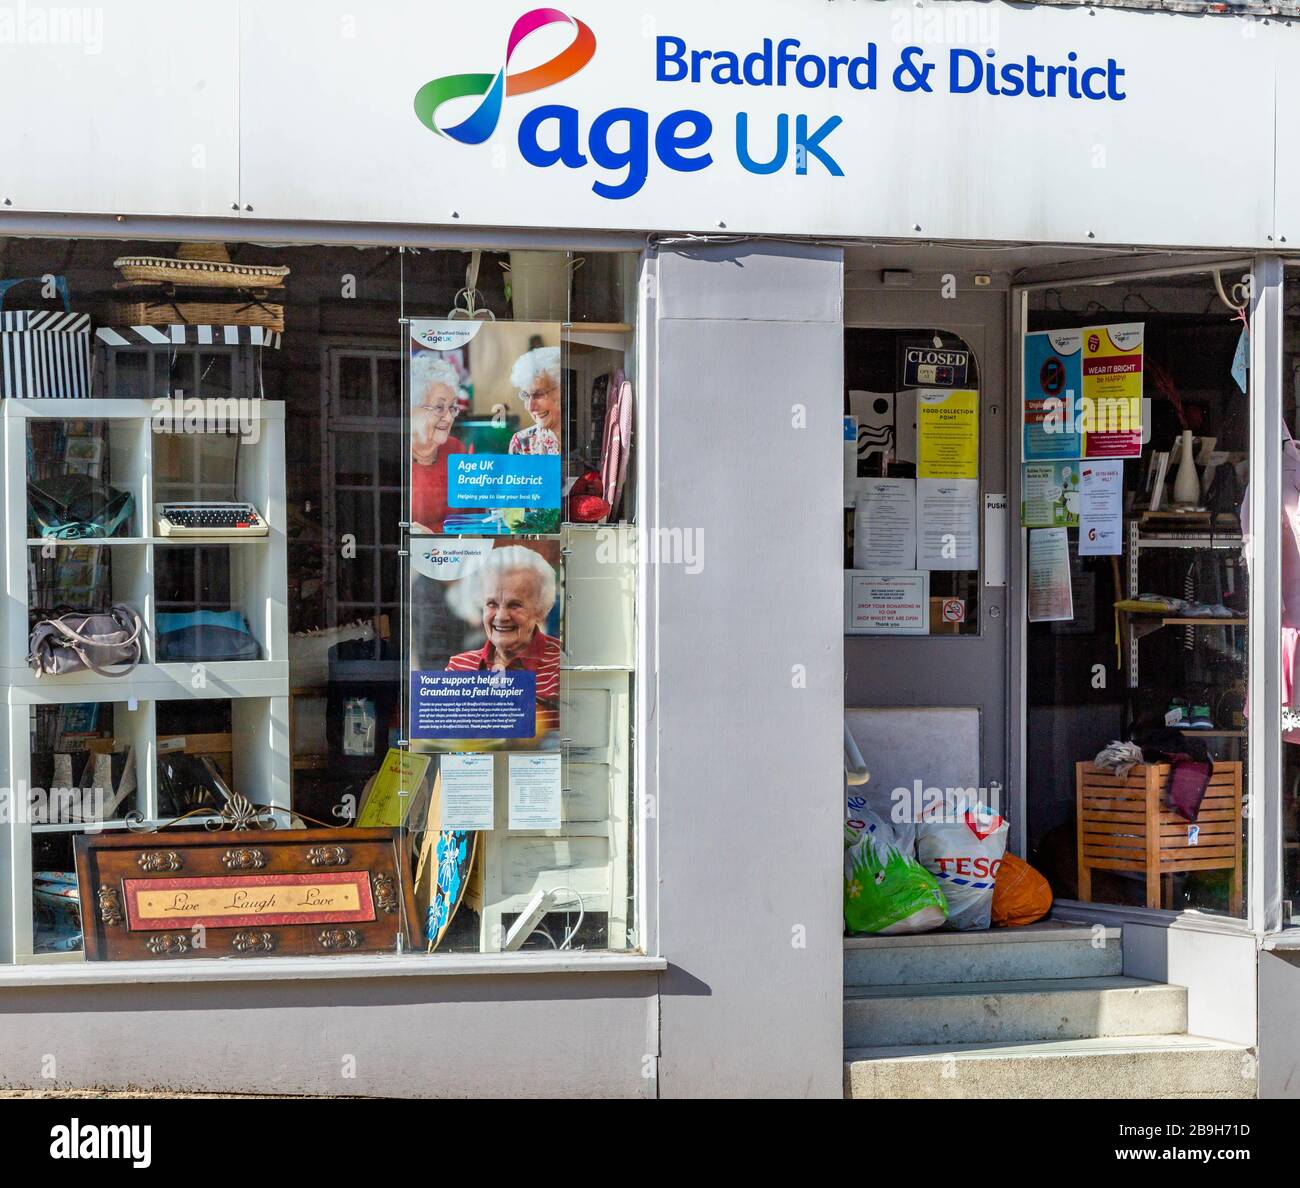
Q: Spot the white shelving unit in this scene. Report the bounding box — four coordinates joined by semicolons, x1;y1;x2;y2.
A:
0;398;289;963
473;523;635;952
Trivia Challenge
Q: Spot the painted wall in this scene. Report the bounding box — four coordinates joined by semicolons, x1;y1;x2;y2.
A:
1122;923;1258;1049
1259;949;1300;1097
0;972;658;1097
651;242;845;1097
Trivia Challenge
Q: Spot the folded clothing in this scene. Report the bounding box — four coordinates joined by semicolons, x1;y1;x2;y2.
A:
1133;726;1213;822
1115;595;1238;618
1094;739;1145;779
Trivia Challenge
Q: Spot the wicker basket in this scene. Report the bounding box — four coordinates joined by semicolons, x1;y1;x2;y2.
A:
176;242;232;263
110;299;285;333
113;255;289;289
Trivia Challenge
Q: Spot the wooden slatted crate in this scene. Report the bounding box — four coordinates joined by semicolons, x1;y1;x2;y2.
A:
1075;761;1242;914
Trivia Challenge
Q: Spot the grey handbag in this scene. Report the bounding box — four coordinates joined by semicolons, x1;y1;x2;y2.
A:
28;604;146;677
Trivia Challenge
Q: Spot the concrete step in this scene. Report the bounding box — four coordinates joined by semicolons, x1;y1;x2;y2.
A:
844;975;1186;1047
845;1034;1256;1099
845;922;1122;988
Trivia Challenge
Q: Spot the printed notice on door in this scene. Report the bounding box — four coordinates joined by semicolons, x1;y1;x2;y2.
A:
845;571;930;635
1027;527;1074;623
917;388;979;480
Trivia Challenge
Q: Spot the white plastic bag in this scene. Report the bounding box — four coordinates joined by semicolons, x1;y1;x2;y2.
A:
847;787;918;858
916;798;1009;930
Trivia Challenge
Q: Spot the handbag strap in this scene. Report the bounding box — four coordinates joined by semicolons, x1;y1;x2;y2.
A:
0;276;71;313
44;606;145;677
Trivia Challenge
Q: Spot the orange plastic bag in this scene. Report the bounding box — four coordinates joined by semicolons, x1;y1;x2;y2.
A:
991;853;1053;927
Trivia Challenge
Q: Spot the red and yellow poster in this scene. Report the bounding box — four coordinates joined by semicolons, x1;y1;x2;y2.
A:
1081;323;1143;458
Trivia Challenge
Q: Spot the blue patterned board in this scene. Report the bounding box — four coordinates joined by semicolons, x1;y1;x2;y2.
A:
426;829;477;951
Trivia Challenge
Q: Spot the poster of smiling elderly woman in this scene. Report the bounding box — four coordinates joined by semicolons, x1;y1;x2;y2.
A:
408;537;562;750
409;319;563;536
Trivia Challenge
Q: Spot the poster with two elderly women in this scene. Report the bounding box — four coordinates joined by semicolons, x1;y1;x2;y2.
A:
409;318;563;536
408;319;563;750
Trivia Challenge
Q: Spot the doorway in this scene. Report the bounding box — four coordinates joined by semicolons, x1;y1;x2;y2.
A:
843;274;1012;858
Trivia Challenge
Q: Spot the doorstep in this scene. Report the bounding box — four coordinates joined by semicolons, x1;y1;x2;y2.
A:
844;1034;1256;1100
844;920;1120;949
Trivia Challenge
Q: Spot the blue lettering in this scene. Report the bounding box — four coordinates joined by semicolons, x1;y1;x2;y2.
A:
711;50;741;85
796;54;826;88
743;39;774;86
1025;55;1047;98
655;109;714;173
517;105;587;169
848;51;876;91
1107;59;1127;100
1080;65;1107;100
656;36;687;82
588;107;650;200
736;112;787;175
949;48;982;94
795;115;843;177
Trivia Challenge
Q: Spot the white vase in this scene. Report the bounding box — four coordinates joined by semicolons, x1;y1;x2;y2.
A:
1173;430;1200;506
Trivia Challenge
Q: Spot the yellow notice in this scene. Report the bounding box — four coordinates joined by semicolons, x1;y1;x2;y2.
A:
358;748;432;827
917;389;979;480
132;882;363;922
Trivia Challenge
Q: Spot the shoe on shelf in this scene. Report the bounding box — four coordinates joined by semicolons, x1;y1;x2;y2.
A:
1165;699;1190;728
1186;705;1215;729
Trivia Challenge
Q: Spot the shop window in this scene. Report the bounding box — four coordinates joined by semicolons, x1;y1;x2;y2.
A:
0;237;640;964
844;328;982;636
1280;266;1300;926
1023;272;1250;918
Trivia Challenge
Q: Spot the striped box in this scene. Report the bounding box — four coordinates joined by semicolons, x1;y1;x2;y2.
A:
96;324;282;350
1;310;91;398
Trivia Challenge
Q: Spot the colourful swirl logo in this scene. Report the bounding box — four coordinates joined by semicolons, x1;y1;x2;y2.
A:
413;7;596;145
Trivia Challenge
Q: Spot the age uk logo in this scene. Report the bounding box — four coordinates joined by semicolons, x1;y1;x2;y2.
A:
413;7;596;145
410;7;845;200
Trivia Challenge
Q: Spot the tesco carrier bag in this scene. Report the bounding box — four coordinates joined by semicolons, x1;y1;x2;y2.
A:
916;799;1009;930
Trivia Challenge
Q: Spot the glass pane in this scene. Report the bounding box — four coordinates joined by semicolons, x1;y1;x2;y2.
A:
1025;275;1248;918
110;352;151;400
379;491;401;546
376;357;402;420
334;433;374;486
336;489;375;546
844;328;982;635
1;237;639;966
196;352;234;400
400;247;638;954
377;430;403;487
338;354;373;417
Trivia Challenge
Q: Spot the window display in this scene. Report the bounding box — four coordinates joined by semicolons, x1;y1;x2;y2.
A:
1024;272;1252;918
0;237;640;964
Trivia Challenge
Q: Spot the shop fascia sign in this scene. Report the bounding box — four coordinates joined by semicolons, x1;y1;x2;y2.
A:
413;7;1129;201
